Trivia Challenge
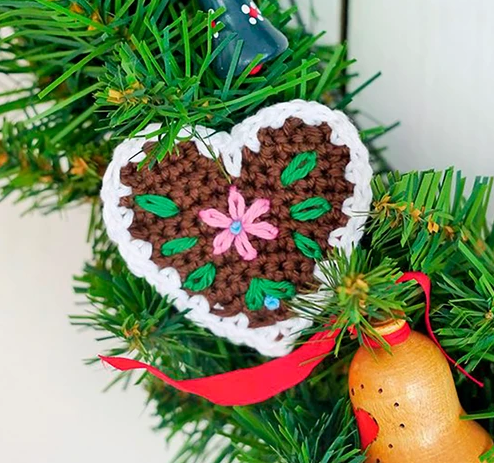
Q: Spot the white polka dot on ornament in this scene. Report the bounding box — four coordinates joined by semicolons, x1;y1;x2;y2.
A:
241;2;264;25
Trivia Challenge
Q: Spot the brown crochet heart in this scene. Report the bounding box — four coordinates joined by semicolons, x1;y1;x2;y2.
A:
119;117;354;328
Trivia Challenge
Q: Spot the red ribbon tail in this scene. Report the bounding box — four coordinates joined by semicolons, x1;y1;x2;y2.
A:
100;329;340;406
100;271;483;405
398;271;484;388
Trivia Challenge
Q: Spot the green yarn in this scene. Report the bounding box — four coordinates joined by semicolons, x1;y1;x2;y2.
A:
135;194;179;218
245;279;264;311
262;280;297;298
183;263;216;291
290;197;332;221
293;232;323;259
280;151;317;187
245;278;297;311
161;237;198;256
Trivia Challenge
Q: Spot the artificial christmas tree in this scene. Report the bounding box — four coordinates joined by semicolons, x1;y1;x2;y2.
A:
1;1;494;463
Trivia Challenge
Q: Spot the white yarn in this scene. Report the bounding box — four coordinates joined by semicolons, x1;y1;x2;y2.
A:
101;100;373;357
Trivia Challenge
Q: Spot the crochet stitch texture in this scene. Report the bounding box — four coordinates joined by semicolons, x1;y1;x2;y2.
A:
101;100;373;356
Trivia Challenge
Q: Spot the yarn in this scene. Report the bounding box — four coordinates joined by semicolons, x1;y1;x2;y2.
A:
135;194;180;218
264;295;281;310
183;262;216;291
101;100;373;356
245;277;264;310
292;232;323;259
199;186;278;261
280;151;318;187
161;237;199;256
290;197;332;221
121;119;353;326
245;278;296;311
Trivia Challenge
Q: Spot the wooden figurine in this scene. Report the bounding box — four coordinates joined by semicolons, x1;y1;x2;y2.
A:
349;318;493;463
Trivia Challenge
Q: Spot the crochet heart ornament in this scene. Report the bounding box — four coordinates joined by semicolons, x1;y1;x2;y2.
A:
101;100;373;356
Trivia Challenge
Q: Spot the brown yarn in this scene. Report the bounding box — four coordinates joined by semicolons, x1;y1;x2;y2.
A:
120;118;354;328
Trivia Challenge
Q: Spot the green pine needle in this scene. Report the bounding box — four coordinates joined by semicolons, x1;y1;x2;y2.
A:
3;1;494;461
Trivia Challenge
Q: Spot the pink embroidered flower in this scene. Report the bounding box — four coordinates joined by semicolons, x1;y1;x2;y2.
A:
199;186;278;261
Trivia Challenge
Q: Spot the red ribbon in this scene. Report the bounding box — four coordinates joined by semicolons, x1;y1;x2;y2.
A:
101;329;340;406
397;271;484;388
100;272;482;406
363;321;412;348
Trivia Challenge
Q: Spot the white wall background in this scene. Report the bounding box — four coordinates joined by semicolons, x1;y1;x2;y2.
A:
0;205;176;463
1;1;494;462
348;0;494;179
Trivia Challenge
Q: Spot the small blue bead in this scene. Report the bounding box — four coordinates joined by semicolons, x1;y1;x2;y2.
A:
264;295;280;311
229;220;242;235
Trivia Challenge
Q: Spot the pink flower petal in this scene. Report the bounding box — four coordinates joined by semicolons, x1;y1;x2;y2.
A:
213;229;235;255
234;231;257;261
228;186;245;220
199;209;232;228
243;198;270;225
244;221;279;240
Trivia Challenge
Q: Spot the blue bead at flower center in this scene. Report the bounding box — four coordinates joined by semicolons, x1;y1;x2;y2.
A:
229;220;243;235
264;295;281;311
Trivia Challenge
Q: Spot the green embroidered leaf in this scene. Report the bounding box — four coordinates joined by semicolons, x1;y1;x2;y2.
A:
261;280;297;299
281;151;318;187
290;197;332;221
245;278;265;311
245;278;297;311
293;232;323;259
161;237;198;256
135;194;179;218
183;263;216;291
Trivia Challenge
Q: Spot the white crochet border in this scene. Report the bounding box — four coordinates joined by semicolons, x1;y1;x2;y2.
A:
101;100;373;357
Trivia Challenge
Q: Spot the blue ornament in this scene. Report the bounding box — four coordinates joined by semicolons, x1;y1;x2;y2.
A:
198;0;289;78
